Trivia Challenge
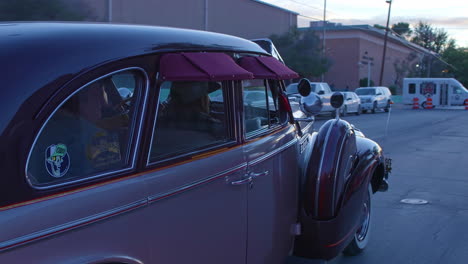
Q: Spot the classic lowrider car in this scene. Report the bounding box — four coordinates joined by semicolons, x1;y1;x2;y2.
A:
0;23;390;263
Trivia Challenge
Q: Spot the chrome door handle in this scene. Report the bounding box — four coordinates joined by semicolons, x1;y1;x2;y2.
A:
231;176;253;186
250;171;269;179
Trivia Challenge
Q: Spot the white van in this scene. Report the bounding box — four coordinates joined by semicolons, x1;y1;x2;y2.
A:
403;78;468;107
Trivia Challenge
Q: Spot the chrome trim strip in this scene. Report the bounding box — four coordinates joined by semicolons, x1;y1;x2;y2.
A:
314;120;335;217
148;162;248;203
25;67;150;190
302;122;313;134
249;137;297;166
146;72;161;166
0;199;147;252
331;130;347;214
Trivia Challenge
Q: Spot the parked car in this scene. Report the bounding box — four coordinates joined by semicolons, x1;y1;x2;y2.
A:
0;22;390;263
355;86;392;113
340;91;362;116
286;82;335;115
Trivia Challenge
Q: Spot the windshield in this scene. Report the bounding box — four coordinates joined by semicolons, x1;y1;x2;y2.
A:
356;88;376;95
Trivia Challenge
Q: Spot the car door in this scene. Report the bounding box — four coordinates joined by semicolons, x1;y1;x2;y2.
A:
241;79;299;264
351;93;359;112
451;85;464;105
144;80;248;264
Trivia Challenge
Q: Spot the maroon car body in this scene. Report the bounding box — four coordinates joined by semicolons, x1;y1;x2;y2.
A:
0;23;389;263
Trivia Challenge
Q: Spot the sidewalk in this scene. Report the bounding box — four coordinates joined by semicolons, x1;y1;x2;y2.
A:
394;103;468;111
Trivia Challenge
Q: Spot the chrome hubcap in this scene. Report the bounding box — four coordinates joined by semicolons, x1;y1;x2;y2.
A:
356;195;370;241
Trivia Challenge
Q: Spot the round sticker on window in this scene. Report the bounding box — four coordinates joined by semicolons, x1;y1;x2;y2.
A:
45;143;70;178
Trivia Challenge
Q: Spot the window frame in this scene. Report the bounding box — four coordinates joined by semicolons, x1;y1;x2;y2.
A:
25;67;149;190
146;79;238;167
243;79;288;141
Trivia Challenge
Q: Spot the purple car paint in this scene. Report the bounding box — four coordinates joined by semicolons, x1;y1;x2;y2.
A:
0;23;389;263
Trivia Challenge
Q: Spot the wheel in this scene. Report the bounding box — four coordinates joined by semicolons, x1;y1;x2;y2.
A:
343;184;372;256
384;101;390;112
371;102;377;114
356;105;361;115
341;106;347;117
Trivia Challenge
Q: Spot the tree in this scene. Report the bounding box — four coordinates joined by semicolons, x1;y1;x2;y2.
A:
443;46;468;87
411;21;449;54
270;28;330;78
359;78;374;87
0;0;92;21
393;52;418;90
373;24;386;30
410;21;455;77
391;22;412;38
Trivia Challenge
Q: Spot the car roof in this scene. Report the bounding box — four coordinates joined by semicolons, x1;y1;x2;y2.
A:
0;22;269;134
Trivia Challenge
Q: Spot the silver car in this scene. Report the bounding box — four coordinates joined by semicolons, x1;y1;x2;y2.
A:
340;91;362;116
355;86;392;113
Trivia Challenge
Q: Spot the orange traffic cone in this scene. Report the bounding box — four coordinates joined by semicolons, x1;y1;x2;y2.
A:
426;98;433;109
412;97;419;109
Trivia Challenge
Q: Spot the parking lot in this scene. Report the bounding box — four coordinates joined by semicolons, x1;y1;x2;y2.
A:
291;104;468;263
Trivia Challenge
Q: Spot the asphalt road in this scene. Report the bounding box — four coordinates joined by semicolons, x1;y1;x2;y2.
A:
292;105;468;264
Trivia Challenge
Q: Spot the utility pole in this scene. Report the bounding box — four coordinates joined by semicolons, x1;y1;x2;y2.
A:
108;0;113;22
379;0;392;86
321;0;327;82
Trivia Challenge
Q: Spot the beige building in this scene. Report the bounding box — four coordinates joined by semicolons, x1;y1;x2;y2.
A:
307;23;431;92
82;0;298;39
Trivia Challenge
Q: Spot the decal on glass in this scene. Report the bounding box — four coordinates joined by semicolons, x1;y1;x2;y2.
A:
45;143;70;178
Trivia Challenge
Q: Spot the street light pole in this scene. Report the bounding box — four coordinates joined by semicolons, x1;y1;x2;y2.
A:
378;0;392;86
321;0;327;82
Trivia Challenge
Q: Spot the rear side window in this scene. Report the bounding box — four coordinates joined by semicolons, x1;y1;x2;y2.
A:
148;81;230;163
409;83;416;94
26;70;144;188
243;79;283;135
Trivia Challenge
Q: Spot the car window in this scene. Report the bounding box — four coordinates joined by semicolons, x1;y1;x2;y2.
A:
286;83;298;94
409;84;416;94
243;79;282;135
453;86;463;94
148;81;230;163
356;88;376;95
26;70;144;187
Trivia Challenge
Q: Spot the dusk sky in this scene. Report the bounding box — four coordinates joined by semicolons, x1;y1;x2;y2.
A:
263;0;468;47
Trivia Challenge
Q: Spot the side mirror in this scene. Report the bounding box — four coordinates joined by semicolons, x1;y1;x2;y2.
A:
318;90;325;95
330;92;344;109
346;97;352;101
298;79;311;97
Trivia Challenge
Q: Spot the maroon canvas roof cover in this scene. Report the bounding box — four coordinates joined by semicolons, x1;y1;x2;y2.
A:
160;52;253;81
239;56;299;80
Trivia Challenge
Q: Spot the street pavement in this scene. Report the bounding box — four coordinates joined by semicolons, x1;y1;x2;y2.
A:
292;104;468;264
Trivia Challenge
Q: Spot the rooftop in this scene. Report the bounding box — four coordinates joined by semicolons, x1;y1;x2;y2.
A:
251;0;300;15
300;24;434;55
